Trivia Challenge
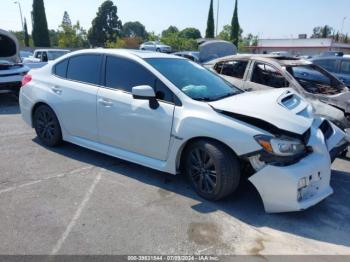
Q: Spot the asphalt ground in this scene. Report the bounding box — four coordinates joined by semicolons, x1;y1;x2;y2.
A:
0;93;350;255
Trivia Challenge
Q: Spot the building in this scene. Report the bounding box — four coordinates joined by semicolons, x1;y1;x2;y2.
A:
249;38;350;56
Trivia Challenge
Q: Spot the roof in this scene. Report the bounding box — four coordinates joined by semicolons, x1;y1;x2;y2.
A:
255;38;350;49
35;49;70;52
67;48;183;60
207;54;312;66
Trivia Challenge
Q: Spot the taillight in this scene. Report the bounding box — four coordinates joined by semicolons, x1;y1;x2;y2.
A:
21;74;32;87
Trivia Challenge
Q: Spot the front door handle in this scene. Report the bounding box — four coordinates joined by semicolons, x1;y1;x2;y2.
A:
98;98;113;107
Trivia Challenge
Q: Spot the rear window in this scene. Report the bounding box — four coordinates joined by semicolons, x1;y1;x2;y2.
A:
54;59;68;78
67;55;102;85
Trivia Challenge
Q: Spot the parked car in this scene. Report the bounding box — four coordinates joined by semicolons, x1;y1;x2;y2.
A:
23;49;70;69
139;41;172;53
19;49;347;213
174;40;237;64
206;55;350;130
319;51;344;57
0;29;29;96
311;56;350;87
19;50;33;60
173;51;200;62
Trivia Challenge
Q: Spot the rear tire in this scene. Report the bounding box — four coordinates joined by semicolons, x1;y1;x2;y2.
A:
33;105;62;147
184;140;240;201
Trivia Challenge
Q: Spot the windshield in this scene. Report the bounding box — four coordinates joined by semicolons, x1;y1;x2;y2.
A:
145;58;242;101
47;51;69;61
286;64;346;95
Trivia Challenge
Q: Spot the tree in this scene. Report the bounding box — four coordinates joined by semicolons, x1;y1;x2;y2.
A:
179;28;202;39
205;0;215;38
122;21;148;39
311;25;333;38
162;26;179;38
32;0;50;47
231;0;240;47
88;0;122;47
62;11;72;28
218;25;232;41
24;18;30;47
58;18;88;48
321;25;333;38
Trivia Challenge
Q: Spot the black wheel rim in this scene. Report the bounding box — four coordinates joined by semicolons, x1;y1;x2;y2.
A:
189;148;217;194
36;109;55;141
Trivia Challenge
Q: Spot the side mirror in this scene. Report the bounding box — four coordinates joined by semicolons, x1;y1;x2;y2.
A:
132;85;156;99
132;85;159;110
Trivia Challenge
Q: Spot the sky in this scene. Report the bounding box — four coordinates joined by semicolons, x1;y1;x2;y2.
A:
1;0;350;39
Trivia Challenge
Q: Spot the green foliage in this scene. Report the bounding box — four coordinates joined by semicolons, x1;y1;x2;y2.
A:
205;0;215;38
218;25;232;41
161;33;198;52
58;18;89;48
88;0;122;47
179;28;202;39
32;0;50;47
62;11;72;28
231;0;240;47
122;21;148;40
24;18;30;47
162;26;179;38
106;38;127;48
49;30;59;47
147;32;159;41
311;25;333;38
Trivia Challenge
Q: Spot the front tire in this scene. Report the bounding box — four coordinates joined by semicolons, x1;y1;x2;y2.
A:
184;140;240;201
33;105;62;147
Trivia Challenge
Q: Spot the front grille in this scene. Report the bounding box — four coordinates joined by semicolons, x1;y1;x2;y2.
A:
320;120;333;140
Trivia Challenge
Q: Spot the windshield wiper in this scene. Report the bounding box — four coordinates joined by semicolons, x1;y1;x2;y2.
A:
193;97;214;101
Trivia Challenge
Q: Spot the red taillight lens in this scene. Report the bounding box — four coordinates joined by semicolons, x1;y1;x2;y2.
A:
21;74;32;87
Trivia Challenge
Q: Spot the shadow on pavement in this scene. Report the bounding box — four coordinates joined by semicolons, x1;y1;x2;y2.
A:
33;138;350;248
0;93;20;115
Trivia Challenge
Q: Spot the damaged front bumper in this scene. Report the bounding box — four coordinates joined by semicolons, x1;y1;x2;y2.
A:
248;119;346;213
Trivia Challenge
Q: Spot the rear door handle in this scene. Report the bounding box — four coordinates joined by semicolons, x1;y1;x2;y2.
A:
51;86;62;95
98;98;113;107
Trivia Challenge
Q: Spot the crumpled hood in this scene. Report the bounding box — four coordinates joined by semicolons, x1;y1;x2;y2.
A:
0;29;20;63
209;88;314;135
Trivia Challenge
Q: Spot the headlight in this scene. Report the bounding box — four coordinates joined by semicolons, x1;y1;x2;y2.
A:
254;135;306;156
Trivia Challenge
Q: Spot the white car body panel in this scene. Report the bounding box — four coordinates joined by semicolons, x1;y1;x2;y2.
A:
19;49;347;213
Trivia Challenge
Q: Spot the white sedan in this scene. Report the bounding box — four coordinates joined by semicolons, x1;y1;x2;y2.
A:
19;49;348;213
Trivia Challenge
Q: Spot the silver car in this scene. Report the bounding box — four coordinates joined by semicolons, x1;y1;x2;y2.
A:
139;41;172;53
205;55;350;130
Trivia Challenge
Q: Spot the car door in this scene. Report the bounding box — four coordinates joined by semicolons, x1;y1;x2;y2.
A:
245;61;290;91
97;55;175;161
215;60;249;89
51;54;103;141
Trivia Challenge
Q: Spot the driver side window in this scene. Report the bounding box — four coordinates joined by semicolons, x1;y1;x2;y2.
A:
105;56;175;104
251;62;289;88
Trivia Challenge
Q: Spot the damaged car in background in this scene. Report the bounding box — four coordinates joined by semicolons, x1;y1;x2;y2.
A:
19;49;348;213
206;55;350;132
0;29;29;96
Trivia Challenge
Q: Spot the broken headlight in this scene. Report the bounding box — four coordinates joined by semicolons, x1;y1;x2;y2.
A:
254;135;306;157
